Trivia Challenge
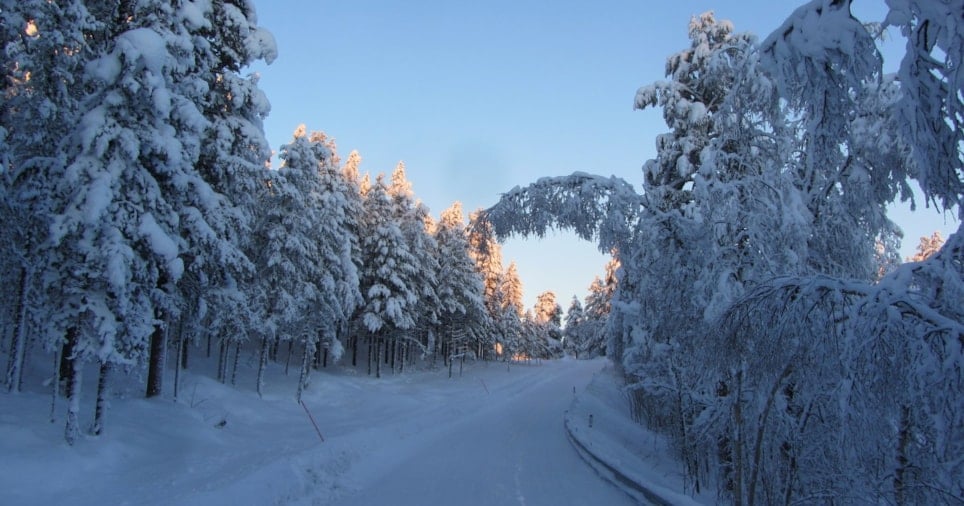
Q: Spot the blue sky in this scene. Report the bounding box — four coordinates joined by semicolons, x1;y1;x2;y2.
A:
248;0;958;310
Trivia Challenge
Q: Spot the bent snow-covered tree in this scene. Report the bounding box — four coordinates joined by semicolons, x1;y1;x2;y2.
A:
483;4;961;503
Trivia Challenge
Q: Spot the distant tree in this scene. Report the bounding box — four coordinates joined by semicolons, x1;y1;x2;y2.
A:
468;209;506;318
467;209;505;358
908;231;944;262
501;262;525;317
562;296;585;357
533;291;561;327
531;291;563;358
432;202;489;365
342;149;363;184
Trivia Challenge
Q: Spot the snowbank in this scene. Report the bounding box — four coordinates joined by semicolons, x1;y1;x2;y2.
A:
564;365;712;505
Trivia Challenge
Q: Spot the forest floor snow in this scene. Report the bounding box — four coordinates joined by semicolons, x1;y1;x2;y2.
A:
0;355;673;505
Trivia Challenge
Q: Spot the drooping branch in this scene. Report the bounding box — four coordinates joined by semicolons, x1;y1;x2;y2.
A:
481;172;645;253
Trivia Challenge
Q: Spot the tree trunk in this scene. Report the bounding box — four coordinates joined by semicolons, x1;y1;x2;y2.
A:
217;338;228;383
286;339;297;376
64;345;83;446
351;333;358;367
895;405;911;506
145;311;167;398
49;348;60;423
733;370;744;506
296;336;314;403
256;335;269;398
748;364;792;506
230;341;241;386
60;327;78;397
91;361;110;436
5;267;28;392
376;338;382;379
367;337;373;376
674;366;699;494
180;330;189;370
314;329;323;370
173;336;183;402
206;329;212;358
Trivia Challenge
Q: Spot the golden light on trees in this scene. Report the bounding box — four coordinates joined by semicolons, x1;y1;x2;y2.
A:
24;20;39;38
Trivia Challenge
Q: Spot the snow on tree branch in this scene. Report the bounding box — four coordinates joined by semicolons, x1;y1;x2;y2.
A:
481;172;644;253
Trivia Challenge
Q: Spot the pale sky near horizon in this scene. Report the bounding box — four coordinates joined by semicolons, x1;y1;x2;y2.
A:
248;0;959;311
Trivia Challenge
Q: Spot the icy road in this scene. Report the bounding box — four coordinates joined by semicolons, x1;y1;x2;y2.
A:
333;358;636;506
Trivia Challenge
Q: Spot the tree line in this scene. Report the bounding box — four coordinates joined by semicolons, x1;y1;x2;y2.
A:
0;0;567;446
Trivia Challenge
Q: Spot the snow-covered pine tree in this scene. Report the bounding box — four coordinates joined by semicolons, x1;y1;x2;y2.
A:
432;202;488;365
308;132;364;371
533;291;561;326
501;262;524;318
330;150;366;367
248;126;318;397
177;0;277;383
342;149;363;185
562;296;584;358
0;0;96;395
358;176;419;378
387;163;440;369
577;262;616;359
284;129;362;401
908;231;944;262
467;209;506;358
43;0;247;441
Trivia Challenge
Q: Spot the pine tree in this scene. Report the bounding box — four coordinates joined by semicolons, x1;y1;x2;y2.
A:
181;0;277;381
358;176;419;378
250;126;321;396
433;202;488;364
0;0;95;396
386;162;440;368
467;209;506;358
342;149;363;184
501;262;524;317
48;0;268;439
908;231;944;262
467;209;506;317
562;296;585;358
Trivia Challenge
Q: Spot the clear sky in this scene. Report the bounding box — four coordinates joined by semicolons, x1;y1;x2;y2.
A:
248;0;958;311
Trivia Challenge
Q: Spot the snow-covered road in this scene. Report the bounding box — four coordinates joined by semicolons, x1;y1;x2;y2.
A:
1;357;637;505
333;359;636;506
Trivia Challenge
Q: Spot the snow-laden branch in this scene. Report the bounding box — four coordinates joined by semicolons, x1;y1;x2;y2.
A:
481;172;645;253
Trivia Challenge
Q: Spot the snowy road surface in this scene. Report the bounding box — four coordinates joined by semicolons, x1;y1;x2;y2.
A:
333;359;636;506
1;358;637;505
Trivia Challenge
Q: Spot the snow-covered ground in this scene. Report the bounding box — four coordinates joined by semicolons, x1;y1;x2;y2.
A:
1;357;649;505
565;365;712;505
